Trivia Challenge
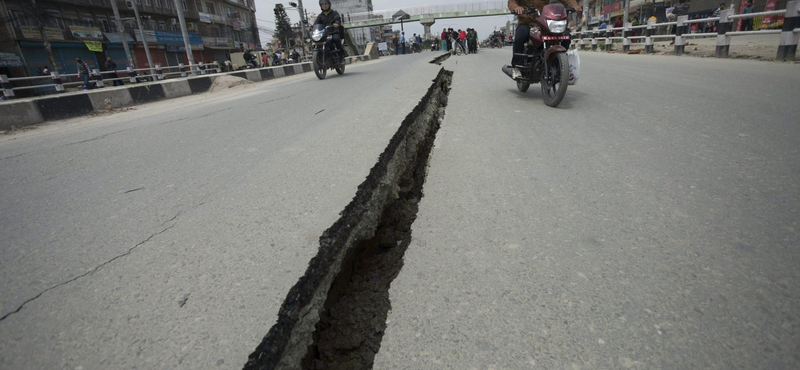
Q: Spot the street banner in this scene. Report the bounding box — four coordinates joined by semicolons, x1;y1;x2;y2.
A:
0;52;24;67
762;0;777;26
199;12;212;23
378;42;388;51
154;31;203;45
69;26;104;41
84;41;103;52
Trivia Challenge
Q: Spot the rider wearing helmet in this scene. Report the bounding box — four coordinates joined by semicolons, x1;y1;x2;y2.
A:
314;0;344;54
508;0;581;79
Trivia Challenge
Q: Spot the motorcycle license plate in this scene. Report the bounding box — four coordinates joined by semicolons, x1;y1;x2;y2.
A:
542;35;570;41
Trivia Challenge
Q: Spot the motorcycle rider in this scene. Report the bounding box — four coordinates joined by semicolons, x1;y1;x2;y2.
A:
509;0;581;79
314;0;344;55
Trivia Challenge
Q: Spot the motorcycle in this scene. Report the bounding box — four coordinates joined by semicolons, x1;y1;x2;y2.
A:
502;4;574;107
310;24;346;80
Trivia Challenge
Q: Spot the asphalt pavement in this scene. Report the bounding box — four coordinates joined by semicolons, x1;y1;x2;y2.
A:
374;50;800;369
1;49;799;369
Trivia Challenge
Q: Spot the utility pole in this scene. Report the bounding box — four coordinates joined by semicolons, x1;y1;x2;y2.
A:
109;0;136;71
623;0;630;25
31;0;57;72
583;0;589;29
173;0;195;72
290;1;308;55
131;0;155;79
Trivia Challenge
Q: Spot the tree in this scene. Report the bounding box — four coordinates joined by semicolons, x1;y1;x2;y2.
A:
273;4;293;52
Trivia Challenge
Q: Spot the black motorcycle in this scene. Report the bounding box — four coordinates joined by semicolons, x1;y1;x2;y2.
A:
310;24;346;80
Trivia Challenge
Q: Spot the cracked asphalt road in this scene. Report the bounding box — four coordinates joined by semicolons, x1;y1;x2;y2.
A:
2;50;799;369
0;55;444;369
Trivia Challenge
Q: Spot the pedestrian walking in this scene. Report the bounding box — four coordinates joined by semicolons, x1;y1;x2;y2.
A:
393;34;400;55
75;57;93;90
458;29;467;52
104;56;123;86
741;0;755;31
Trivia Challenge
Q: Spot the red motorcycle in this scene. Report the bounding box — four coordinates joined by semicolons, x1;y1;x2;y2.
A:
503;4;574;107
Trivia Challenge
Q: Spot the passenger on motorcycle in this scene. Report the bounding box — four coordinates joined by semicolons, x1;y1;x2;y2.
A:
314;0;344;54
509;0;581;79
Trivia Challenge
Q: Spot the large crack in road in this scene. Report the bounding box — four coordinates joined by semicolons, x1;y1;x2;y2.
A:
244;68;453;370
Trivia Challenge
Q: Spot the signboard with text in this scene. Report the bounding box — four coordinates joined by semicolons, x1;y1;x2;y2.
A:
199;12;212;23
0;52;24;67
19;26;64;41
69;26;104;41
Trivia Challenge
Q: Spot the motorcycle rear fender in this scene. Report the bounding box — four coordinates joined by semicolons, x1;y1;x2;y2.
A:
545;45;566;61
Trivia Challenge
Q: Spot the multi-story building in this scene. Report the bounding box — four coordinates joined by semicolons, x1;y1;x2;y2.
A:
0;0;260;79
331;0;376;50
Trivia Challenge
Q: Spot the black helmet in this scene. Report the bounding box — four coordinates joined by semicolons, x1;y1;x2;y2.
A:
319;0;331;6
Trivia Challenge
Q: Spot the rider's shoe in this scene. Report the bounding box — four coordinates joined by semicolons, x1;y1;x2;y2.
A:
512;68;522;80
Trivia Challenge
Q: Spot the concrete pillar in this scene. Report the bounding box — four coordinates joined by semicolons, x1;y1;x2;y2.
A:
716;9;734;57
645;19;655;53
421;19;435;40
623;22;631;52
675;15;687;55
777;0;800;61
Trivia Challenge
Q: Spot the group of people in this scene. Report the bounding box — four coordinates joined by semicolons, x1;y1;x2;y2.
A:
439;28;479;54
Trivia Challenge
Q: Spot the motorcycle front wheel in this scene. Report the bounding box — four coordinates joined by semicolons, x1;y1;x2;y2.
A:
541;52;569;107
313;50;327;80
335;62;345;75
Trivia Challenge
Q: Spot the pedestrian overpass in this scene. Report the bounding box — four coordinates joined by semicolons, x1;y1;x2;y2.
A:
342;0;510;36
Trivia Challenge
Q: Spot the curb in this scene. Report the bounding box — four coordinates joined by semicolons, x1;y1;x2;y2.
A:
1;55;375;130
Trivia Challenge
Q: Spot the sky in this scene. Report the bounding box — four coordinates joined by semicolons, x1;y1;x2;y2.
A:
254;0;515;46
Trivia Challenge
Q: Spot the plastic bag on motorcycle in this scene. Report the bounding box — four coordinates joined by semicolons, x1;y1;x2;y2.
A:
567;49;580;85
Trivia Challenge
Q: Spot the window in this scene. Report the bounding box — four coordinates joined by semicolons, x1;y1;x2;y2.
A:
144;0;152;5
206;3;215;14
181;1;188;11
164;0;171;9
158;21;167;30
226;7;232;17
81;16;96;27
149;20;157;30
45;10;66;30
96;15;110;32
154;0;161;7
135;0;141;4
10;10;27;27
195;0;202;11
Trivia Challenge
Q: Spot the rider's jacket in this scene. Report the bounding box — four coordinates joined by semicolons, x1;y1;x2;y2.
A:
508;0;579;26
314;10;341;27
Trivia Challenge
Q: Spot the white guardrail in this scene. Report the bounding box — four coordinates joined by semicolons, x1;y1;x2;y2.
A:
1;62;229;100
573;0;798;61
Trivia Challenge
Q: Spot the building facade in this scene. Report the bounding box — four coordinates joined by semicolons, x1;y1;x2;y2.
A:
0;0;259;79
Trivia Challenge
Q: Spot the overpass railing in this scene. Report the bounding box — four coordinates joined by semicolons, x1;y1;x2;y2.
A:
1;63;222;100
344;0;508;27
573;0;799;61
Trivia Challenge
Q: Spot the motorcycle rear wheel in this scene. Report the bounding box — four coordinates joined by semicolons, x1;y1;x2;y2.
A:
541;52;569;107
313;50;327;80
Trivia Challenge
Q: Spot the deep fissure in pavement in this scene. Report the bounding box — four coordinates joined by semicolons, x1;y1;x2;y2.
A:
244;68;452;370
430;52;452;65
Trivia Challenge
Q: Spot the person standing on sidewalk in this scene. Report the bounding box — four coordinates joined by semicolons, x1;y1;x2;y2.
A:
741;0;755;31
104;57;123;86
75;57;93;90
458;29;467;52
393;34;400;55
400;32;406;54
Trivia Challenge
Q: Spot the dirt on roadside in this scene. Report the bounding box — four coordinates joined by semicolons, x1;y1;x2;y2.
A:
207;75;254;94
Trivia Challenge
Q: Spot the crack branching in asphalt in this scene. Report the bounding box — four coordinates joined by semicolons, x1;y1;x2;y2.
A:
0;203;201;322
244;68;453;370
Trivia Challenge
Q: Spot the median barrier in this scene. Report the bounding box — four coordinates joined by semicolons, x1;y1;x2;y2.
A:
1;55;375;129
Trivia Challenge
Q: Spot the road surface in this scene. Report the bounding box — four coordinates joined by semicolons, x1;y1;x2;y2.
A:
1;50;799;369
